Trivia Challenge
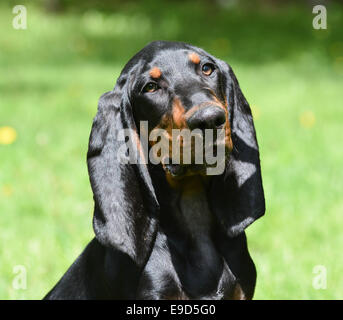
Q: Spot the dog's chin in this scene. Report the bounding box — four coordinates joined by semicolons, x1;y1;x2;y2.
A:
163;163;205;178
162;144;231;179
163;158;229;179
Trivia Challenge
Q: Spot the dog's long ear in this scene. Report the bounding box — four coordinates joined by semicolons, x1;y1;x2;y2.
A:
87;77;159;267
209;60;265;237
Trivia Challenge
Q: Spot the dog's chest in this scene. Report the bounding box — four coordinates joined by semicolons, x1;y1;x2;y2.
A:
136;185;241;300
137;231;242;300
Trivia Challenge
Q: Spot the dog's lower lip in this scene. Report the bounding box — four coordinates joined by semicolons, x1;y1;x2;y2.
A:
165;164;185;177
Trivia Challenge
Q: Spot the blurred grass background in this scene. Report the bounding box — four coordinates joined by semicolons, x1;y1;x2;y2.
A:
0;0;342;299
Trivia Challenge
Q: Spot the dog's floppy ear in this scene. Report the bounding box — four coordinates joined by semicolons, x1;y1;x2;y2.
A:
87;76;159;267
209;60;265;237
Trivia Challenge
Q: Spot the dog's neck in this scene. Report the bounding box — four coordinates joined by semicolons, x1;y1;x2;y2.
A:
156;173;228;298
164;175;213;239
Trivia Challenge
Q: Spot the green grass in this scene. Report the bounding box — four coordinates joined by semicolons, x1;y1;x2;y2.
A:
0;1;342;299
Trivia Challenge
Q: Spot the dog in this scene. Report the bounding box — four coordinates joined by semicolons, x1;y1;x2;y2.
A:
44;41;265;300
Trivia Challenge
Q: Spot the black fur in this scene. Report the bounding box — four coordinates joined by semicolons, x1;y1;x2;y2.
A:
44;41;265;300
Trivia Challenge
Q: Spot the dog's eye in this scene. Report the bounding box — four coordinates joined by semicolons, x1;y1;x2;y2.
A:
143;82;159;93
202;63;214;76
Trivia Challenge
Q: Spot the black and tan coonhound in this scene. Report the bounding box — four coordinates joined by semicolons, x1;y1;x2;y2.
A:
45;41;265;300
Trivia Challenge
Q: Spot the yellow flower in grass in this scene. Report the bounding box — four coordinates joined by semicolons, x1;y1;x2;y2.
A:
1;185;13;197
251;105;260;120
0;126;17;145
299;111;316;129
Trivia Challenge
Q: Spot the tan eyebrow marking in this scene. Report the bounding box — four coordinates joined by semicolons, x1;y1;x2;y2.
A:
172;98;186;128
188;52;201;64
149;67;162;79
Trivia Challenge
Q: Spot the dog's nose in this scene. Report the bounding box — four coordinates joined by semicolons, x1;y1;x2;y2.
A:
187;106;226;130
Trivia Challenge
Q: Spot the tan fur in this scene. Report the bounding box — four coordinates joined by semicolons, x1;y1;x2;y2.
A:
149;67;162;79
232;283;247;300
172;98;186;128
188;52;201;64
149;95;233;185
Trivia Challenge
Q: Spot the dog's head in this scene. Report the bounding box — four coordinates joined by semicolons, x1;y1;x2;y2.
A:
87;41;265;266
129;42;233;178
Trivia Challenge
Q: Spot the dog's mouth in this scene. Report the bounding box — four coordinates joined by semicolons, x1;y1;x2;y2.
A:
164;163;188;177
163;162;208;177
148;99;233;178
161;141;231;178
